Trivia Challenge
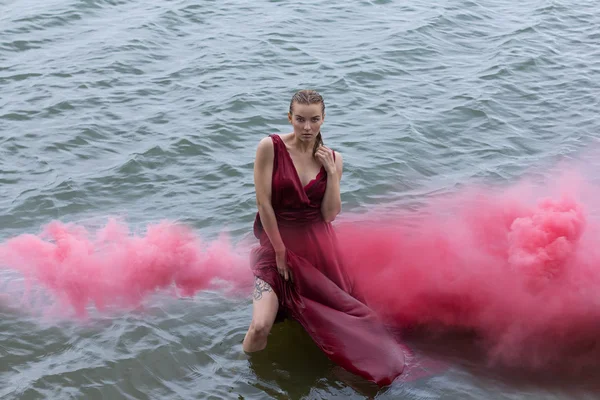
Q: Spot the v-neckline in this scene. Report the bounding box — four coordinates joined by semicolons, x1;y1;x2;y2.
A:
279;136;325;191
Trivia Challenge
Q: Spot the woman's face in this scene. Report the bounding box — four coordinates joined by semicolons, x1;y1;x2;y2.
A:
288;102;324;143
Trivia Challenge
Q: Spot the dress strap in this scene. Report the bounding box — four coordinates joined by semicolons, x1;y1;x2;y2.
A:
269;134;283;165
269;134;282;147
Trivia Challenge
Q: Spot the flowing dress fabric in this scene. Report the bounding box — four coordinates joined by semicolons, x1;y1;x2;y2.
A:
251;134;406;386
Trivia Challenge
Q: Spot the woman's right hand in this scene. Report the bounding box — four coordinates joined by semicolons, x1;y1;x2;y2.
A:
275;249;292;282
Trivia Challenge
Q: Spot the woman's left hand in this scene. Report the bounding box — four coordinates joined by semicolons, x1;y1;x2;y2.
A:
315;146;336;175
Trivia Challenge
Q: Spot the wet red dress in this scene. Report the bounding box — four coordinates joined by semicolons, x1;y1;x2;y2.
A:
251;134;406;386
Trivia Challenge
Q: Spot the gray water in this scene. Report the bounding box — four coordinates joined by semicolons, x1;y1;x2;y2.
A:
1;0;600;398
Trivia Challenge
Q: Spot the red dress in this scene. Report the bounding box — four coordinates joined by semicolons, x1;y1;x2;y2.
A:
251;134;406;386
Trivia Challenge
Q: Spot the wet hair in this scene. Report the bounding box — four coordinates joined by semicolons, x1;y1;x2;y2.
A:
289;90;325;157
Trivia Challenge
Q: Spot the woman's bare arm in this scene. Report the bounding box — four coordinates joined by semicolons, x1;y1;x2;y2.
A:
254;137;286;253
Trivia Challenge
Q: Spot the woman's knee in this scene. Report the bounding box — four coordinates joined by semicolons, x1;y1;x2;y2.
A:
248;319;273;339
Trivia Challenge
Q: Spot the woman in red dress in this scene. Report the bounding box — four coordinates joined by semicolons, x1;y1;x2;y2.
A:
242;90;406;386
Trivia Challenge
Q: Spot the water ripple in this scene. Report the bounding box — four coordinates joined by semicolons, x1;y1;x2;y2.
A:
1;0;600;398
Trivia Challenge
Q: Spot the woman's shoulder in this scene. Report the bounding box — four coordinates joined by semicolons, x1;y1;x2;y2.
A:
257;135;274;146
256;133;291;150
325;145;342;162
333;148;343;170
255;134;281;159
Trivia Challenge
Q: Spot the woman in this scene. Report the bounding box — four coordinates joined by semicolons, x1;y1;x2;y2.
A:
242;90;406;386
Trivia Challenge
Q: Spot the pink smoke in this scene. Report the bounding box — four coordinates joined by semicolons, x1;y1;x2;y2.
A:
2;167;600;372
0;219;253;317
338;170;600;371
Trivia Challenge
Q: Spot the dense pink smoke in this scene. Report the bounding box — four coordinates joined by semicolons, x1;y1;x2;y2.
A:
0;219;253;317
337;170;600;371
2;168;600;371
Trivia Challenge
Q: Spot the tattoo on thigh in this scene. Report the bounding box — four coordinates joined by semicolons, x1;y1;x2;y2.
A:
253;277;272;300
